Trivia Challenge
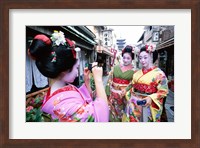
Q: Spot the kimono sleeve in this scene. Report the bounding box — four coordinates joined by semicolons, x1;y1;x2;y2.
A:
148;71;169;107
52;85;109;122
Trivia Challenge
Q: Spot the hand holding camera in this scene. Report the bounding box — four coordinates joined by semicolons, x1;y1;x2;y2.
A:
85;62;107;102
136;97;152;107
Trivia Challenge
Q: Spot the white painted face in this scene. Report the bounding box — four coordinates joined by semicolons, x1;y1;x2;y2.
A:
61;60;79;83
122;52;132;66
139;51;152;69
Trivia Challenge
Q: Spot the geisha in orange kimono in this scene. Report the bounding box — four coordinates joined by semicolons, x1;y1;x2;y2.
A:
122;44;169;122
105;45;136;122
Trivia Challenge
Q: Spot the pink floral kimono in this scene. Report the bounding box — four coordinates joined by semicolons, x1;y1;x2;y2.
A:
41;84;109;122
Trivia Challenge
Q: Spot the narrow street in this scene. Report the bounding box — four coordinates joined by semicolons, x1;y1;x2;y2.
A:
165;90;174;122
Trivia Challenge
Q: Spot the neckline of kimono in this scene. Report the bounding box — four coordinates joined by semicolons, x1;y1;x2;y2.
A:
50;84;76;97
42;84;79;107
142;66;157;75
136;66;157;84
119;64;133;73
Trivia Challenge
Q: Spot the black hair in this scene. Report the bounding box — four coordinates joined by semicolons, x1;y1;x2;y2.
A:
121;45;134;60
139;45;158;63
29;35;77;78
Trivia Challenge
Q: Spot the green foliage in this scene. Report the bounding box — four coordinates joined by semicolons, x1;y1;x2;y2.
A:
26;106;55;122
90;74;96;91
26;107;45;122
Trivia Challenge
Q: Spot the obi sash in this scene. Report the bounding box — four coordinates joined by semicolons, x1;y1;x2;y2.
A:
133;83;157;94
113;77;130;84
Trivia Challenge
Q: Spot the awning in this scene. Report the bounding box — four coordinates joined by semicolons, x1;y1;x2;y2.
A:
96;46;114;57
137;32;145;42
156;38;174;50
61;26;97;46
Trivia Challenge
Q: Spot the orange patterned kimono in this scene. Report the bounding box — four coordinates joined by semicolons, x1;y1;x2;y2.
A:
122;67;169;122
105;64;134;122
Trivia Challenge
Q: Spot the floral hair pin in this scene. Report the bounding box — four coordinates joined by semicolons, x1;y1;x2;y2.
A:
51;30;66;46
50;30;81;60
51;51;57;62
145;43;156;52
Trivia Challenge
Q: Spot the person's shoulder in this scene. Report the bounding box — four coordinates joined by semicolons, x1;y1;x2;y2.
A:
155;67;166;75
133;69;139;73
114;64;121;69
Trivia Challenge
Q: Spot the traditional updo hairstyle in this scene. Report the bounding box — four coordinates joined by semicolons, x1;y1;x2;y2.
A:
139;45;158;63
28;34;77;78
121;45;134;60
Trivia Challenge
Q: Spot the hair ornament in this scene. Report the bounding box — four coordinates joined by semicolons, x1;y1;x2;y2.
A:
51;30;66;46
34;34;51;45
122;45;133;54
74;47;81;59
66;39;81;59
51;51;57;62
145;43;156;52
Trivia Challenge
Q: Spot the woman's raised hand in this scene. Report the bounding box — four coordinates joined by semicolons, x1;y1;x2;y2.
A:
83;67;90;83
144;97;152;107
91;62;103;82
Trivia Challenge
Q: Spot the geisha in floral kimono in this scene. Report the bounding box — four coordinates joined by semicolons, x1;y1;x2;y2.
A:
122;44;169;122
28;31;109;122
105;45;136;122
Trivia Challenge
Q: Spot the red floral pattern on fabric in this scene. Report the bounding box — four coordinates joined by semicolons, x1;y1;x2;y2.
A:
59;116;77;122
113;77;130;84
129;115;138;122
151;101;159;110
133;83;157;94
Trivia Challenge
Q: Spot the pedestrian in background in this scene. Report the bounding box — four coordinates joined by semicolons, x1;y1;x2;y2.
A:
105;45;136;122
28;31;109;122
122;44;168;122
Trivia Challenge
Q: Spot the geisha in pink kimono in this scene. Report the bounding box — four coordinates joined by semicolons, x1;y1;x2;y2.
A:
28;31;109;122
122;44;169;122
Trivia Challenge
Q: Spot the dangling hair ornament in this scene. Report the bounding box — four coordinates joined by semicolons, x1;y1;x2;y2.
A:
66;39;81;59
145;43;156;53
74;47;81;59
51;51;57;62
51;30;66;46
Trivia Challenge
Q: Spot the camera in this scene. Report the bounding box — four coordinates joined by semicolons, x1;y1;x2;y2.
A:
137;100;146;106
85;63;93;72
88;63;93;71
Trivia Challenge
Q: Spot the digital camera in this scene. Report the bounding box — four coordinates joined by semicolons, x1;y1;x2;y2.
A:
88;63;93;71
